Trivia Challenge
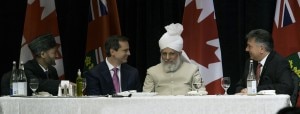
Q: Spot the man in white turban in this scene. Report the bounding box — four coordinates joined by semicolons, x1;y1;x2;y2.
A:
143;23;206;95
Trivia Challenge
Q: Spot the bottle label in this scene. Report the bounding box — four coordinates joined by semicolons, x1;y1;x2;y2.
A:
17;82;27;96
247;80;257;95
12;82;18;95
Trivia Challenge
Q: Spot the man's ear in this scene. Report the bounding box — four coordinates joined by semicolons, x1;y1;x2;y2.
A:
40;51;46;58
110;49;115;55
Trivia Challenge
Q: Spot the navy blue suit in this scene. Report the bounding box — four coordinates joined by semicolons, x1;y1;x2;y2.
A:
85;61;141;95
236;51;295;95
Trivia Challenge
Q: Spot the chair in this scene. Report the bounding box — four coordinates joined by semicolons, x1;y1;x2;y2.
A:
286;52;300;107
1;71;11;96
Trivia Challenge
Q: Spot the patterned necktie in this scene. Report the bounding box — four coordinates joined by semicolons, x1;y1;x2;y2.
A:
256;63;262;83
112;68;120;93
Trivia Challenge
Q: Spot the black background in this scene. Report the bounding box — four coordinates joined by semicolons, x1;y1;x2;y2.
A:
0;0;276;94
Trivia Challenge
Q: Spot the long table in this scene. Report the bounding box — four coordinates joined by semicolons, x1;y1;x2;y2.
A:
0;95;291;114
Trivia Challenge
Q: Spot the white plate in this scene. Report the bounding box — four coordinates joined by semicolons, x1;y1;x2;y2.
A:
186;91;208;96
131;92;157;97
257;90;276;95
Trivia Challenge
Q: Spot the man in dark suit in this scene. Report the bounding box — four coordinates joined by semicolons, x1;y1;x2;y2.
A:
85;35;141;95
236;29;295;96
24;34;61;96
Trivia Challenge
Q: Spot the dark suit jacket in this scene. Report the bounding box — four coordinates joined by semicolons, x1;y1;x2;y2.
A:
236;51;295;95
24;60;60;96
1;71;11;95
85;61;141;95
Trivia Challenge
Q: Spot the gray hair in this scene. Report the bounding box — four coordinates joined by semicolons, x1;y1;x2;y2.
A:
246;29;274;52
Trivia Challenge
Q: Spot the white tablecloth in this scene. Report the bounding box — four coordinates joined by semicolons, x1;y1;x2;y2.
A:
0;95;291;114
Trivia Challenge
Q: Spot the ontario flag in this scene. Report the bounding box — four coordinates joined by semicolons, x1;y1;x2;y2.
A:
273;0;300;57
84;0;121;72
182;0;223;94
20;0;64;79
273;0;300;107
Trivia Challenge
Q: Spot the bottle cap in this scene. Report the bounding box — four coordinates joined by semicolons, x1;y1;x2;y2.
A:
77;69;81;76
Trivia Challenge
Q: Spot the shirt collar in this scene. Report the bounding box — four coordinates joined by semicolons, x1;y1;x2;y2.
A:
259;53;269;66
105;57;120;71
38;64;48;72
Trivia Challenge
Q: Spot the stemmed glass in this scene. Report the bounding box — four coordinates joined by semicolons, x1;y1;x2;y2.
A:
82;78;86;96
192;76;203;93
29;78;39;96
221;77;231;95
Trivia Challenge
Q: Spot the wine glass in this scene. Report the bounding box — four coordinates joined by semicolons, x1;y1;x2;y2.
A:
29;78;39;96
221;77;231;95
192;76;203;93
82;78;86;95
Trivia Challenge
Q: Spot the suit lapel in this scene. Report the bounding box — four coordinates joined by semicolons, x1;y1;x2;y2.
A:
260;51;275;78
32;60;48;79
102;62;115;90
121;64;129;91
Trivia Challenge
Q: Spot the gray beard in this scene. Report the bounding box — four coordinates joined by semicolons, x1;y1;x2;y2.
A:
161;57;182;73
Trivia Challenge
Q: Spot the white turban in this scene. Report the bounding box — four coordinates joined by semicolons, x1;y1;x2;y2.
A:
159;23;183;52
158;23;191;63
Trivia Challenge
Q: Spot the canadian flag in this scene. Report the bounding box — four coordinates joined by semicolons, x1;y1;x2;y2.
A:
272;0;300;57
182;0;223;94
84;0;121;71
20;0;64;78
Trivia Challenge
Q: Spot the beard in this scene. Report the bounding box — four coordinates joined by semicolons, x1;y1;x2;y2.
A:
161;56;182;73
46;56;56;66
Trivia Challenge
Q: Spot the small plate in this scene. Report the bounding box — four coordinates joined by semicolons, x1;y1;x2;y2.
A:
257;90;276;95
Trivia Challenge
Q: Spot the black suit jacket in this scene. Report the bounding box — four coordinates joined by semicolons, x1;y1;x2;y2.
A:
85;61;141;95
24;60;60;96
236;51;294;95
1;71;11;95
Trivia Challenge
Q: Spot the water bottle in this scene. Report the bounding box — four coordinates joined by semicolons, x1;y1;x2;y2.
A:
10;61;18;96
247;60;257;95
17;61;27;96
76;69;83;96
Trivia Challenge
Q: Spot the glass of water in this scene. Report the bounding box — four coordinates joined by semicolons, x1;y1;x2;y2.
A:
221;77;231;95
29;78;39;96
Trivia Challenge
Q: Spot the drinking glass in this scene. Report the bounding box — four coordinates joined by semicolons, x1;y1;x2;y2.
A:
82;78;86;95
221;77;231;95
29;78;39;96
192;76;203;93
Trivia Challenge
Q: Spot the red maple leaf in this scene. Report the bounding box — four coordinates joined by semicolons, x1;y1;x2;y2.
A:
23;0;62;59
182;0;219;68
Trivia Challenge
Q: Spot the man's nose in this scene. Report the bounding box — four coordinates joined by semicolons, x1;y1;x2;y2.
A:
127;50;130;55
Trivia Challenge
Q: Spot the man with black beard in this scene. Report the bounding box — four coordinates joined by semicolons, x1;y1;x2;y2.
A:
24;34;61;96
143;23;205;95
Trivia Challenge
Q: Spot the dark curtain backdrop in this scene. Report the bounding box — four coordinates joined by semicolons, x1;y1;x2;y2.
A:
0;0;276;94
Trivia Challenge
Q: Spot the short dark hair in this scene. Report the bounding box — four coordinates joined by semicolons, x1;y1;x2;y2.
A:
105;35;129;57
246;29;274;52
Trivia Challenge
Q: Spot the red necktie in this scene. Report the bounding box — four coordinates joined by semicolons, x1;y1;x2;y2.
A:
112;68;120;93
256;63;262;83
